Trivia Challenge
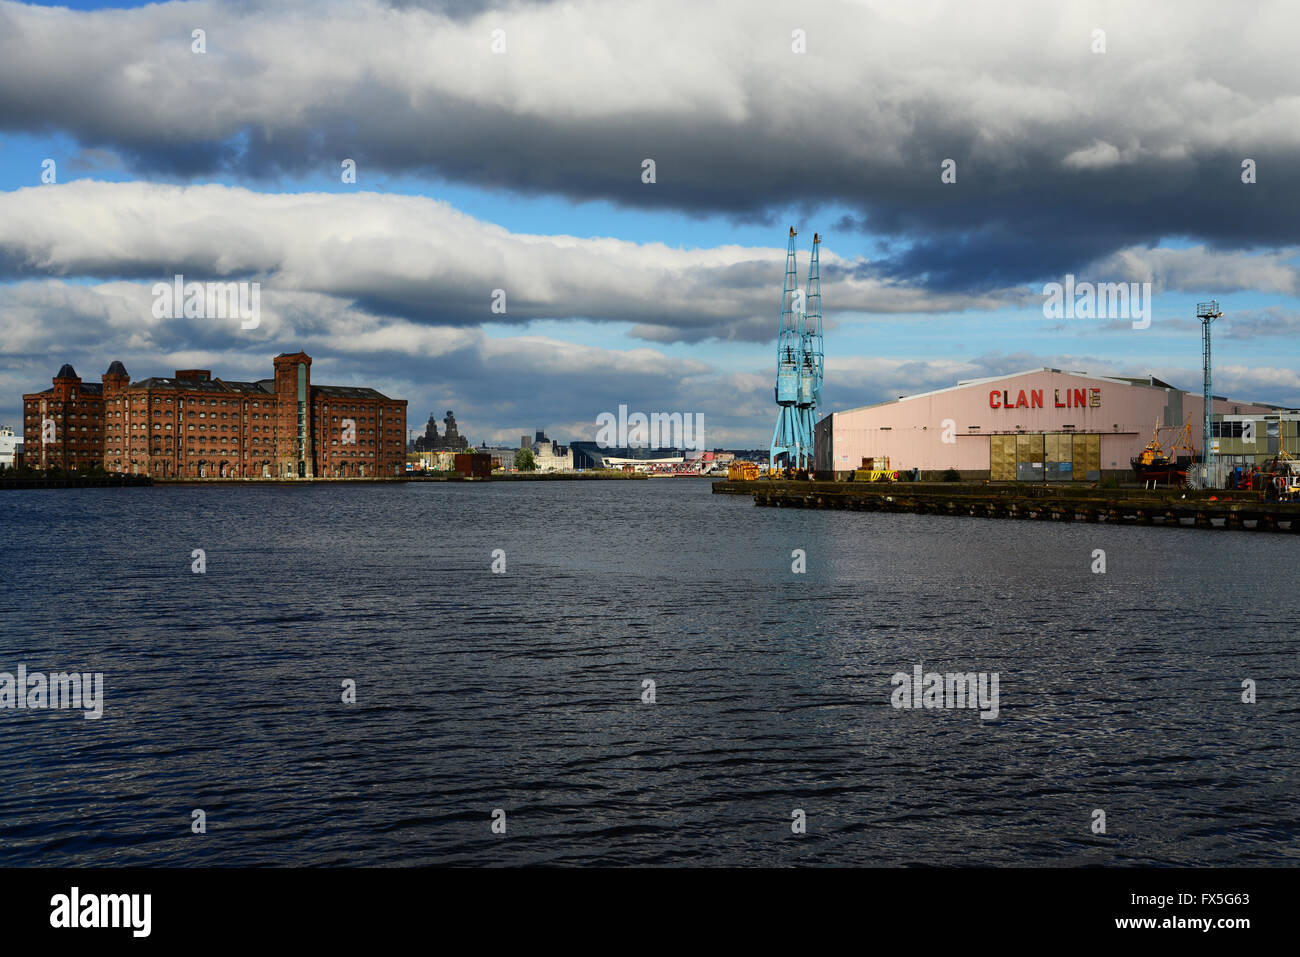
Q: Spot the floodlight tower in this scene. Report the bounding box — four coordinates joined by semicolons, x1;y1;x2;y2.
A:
770;227;802;472
1197;300;1222;487
796;233;823;469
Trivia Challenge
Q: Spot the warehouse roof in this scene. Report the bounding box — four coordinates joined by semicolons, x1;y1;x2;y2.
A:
31;382;103;395
129;377;273;394
312;385;395;400
832;367;1266;417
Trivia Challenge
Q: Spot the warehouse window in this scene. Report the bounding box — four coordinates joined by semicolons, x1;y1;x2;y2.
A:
1212;421;1249;438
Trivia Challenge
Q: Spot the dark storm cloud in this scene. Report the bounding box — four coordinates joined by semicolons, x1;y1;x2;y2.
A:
2;0;1299;292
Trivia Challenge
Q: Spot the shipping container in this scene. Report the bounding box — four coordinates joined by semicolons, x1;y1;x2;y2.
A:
454;453;492;478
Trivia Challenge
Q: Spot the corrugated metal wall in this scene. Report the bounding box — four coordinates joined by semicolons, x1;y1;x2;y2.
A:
992;432;1101;481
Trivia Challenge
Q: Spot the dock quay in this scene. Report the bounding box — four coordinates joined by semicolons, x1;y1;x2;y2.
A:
0;474;153;490
712;480;1300;532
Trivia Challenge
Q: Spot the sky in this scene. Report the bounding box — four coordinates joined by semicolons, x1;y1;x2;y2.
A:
2;0;1299;448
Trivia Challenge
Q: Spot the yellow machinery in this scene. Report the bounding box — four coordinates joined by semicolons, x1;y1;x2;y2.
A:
852;455;897;482
728;460;759;481
852;469;898;482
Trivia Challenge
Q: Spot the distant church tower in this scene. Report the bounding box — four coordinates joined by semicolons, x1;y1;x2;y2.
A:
413;409;468;451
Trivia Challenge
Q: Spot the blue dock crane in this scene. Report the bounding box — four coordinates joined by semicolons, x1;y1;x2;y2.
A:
797;233;823;470
770;227;804;473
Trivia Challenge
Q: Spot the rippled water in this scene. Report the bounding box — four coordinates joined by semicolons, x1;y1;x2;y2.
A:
2;480;1298;866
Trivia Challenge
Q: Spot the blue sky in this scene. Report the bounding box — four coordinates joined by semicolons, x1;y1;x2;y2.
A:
2;0;1298;447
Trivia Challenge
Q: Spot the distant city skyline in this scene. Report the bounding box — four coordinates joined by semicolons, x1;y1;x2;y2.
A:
2;0;1299;447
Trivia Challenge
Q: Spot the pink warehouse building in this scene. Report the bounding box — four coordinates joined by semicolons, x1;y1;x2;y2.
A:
814;368;1285;481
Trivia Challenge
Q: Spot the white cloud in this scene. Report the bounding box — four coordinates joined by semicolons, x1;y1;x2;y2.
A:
0;181;1026;341
1062;141;1125;171
1093;245;1300;295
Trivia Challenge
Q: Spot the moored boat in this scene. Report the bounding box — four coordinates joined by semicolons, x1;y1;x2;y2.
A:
1131;417;1197;485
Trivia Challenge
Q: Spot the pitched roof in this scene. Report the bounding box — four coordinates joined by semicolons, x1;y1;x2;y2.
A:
835;368;1193;416
312;385;397;400
128;377;274;394
32;382;103;395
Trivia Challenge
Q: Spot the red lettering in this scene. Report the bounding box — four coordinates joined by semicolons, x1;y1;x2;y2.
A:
989;390;1001;408
1031;389;1043;409
1016;390;1028;409
1054;389;1064;408
1074;388;1087;407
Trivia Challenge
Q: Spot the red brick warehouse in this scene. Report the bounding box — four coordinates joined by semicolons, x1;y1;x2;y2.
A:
23;352;407;478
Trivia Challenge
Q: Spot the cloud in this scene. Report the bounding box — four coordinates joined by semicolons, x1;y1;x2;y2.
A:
6;277;1296;448
1091;245;1300;295
1219;306;1300;340
825;349;1300;413
0;181;1023;342
1061;141;1125;171
0;277;773;446
2;0;1299;289
65;147;125;174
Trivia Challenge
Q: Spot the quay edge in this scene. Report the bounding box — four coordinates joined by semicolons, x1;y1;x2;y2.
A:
712;479;1300;532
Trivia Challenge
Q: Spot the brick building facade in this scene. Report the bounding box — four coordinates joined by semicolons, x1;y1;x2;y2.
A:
23;352;406;478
